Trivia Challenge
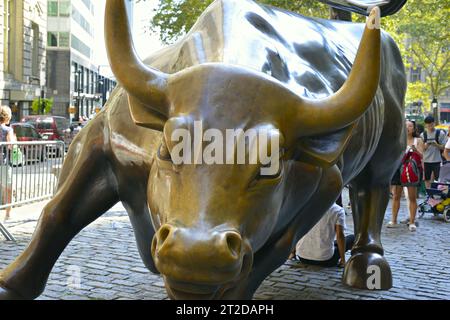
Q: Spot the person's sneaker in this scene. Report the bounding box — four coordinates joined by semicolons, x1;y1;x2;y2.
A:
409;223;417;232
387;221;401;228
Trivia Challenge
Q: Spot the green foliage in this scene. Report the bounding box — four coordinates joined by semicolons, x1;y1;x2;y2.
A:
383;0;450;109
31;98;53;115
405;81;428;108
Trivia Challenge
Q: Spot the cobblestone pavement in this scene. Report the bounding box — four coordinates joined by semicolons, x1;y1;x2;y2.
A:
1;191;449;300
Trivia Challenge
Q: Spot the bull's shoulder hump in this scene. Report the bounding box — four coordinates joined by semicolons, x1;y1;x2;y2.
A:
142;0;363;71
140;0;397;98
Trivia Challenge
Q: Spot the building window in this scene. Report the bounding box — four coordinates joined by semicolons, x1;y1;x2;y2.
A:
72;6;93;36
59;32;70;47
31;23;40;77
47;32;58;46
81;0;94;14
410;67;422;83
3;0;9;72
59;0;70;17
3;0;16;74
47;32;70;48
48;0;58;16
71;34;91;59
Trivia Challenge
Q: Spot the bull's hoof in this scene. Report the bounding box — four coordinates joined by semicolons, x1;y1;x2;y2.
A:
342;252;392;290
0;285;25;300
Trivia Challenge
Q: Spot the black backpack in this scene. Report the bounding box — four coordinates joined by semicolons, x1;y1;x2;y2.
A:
423;129;446;161
423;129;442;145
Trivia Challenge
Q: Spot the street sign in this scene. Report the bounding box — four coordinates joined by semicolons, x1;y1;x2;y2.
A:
68;107;76;114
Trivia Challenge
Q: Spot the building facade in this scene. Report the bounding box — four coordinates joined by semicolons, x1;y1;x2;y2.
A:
46;0;116;120
0;0;48;122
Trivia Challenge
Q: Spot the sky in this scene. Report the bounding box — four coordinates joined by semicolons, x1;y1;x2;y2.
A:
94;0;163;77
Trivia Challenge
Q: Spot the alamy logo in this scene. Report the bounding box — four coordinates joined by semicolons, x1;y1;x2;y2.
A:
366;265;381;290
170;121;280;176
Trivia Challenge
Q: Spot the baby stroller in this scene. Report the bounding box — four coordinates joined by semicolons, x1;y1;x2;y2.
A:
418;162;450;222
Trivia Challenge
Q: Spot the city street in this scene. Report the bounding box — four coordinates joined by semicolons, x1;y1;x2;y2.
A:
1;192;449;300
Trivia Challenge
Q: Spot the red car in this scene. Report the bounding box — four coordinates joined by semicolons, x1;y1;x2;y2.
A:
21;116;71;155
21;116;70;142
10;123;46;162
11;123;43;141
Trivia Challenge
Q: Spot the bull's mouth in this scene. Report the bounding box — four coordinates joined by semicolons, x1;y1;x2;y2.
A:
164;253;253;300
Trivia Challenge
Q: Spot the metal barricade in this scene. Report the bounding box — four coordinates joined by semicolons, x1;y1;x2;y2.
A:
0;141;65;241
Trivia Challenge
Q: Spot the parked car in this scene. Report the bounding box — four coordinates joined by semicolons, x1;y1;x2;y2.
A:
11;123;46;163
11;123;42;142
21;116;70;155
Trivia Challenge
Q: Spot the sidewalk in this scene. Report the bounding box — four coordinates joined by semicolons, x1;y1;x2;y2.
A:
0;195;449;300
0;200;49;224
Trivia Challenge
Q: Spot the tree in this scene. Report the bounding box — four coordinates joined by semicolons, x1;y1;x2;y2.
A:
382;0;450;110
31;97;53;115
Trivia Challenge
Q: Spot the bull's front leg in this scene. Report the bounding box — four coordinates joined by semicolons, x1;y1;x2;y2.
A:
343;172;392;290
0;129;119;299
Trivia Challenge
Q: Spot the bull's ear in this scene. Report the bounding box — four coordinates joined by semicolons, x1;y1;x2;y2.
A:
128;94;167;131
294;124;356;167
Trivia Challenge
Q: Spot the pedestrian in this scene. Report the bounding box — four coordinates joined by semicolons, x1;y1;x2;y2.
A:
443;125;450;161
293;203;355;268
421;115;447;188
0;106;16;222
388;120;424;231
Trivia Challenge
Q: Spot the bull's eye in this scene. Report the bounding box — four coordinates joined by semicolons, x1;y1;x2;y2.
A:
249;162;283;188
157;143;172;162
248;148;285;187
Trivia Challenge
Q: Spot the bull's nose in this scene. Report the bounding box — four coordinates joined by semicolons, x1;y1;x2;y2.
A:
153;224;243;262
152;224;252;284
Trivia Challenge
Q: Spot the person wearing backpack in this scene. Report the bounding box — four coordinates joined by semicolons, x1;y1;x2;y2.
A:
389;120;424;231
421;115;447;188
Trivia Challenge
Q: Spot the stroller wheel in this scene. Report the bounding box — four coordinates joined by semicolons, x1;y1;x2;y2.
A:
418;202;430;218
444;209;450;223
418;207;426;219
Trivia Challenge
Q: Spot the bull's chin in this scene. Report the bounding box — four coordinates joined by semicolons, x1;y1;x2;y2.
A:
164;277;243;300
162;250;254;300
165;283;220;300
164;259;253;300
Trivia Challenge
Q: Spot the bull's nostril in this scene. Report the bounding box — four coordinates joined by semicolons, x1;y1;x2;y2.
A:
225;232;242;258
158;225;172;245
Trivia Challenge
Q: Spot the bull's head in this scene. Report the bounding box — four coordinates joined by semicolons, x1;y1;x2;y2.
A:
105;0;381;299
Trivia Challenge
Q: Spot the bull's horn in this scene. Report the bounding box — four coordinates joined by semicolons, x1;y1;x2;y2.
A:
296;6;381;135
105;0;169;116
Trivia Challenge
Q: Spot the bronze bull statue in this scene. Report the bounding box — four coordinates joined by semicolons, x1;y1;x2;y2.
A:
0;0;406;299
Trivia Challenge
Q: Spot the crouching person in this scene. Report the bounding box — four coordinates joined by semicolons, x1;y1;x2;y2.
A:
295;203;355;268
